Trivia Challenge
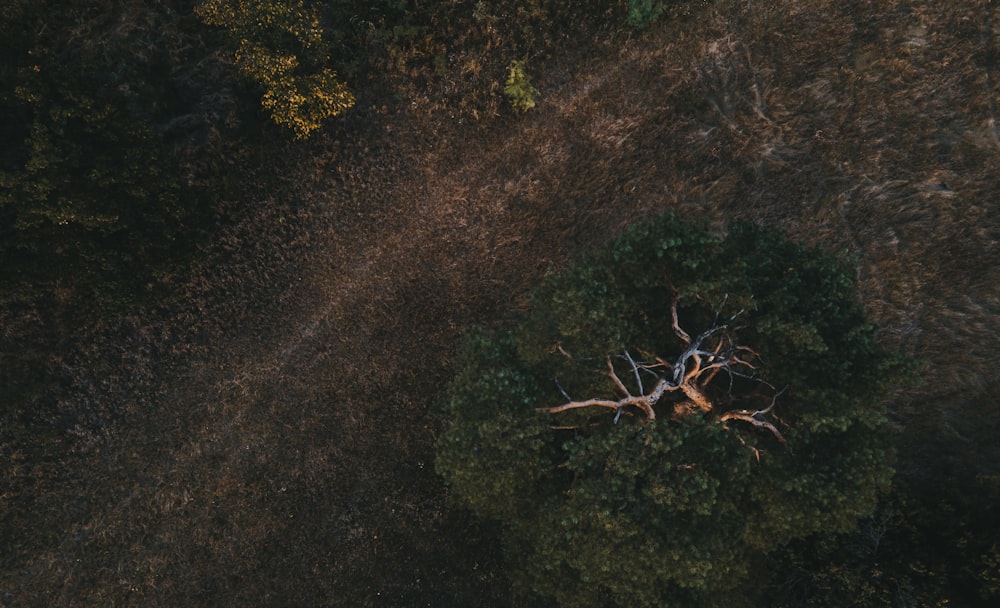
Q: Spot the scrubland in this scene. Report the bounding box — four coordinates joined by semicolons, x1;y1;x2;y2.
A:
3;1;999;605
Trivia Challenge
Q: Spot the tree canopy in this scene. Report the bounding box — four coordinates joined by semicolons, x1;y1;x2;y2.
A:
435;212;908;607
195;0;354;138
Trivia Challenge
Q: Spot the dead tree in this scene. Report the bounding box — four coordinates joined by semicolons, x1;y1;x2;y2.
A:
538;296;786;444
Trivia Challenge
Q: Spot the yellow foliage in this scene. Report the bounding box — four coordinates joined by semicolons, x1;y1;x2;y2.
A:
504;60;539;113
196;0;323;49
195;0;354;137
235;41;298;81
261;69;355;139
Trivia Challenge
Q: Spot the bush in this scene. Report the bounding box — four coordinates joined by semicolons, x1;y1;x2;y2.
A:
627;0;665;28
504;60;540;113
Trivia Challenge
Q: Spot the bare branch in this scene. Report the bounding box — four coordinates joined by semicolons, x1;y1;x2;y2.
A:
671;295;691;345
540;298;785;438
623;350;643;394
540;398;626;415
720;386;789;444
720;411;786;444
680;382;713;412
651;354;676;385
759;385;788;416
607;356;631;397
734;433;762;461
702;363;723;387
554;377;573;402
539;395;655;420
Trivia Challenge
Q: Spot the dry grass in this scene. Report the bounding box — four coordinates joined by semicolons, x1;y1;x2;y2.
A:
4;0;1000;605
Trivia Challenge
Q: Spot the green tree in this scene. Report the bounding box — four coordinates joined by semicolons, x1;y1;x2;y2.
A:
435;213;907;607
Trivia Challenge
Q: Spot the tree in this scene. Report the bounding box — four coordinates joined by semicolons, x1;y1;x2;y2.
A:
196;0;354;138
435;212;908;607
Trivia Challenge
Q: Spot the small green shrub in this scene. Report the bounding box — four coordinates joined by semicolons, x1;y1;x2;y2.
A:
504;60;540;113
627;0;665;29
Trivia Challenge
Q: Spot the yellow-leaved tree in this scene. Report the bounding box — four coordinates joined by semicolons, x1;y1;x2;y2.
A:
196;0;354;138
